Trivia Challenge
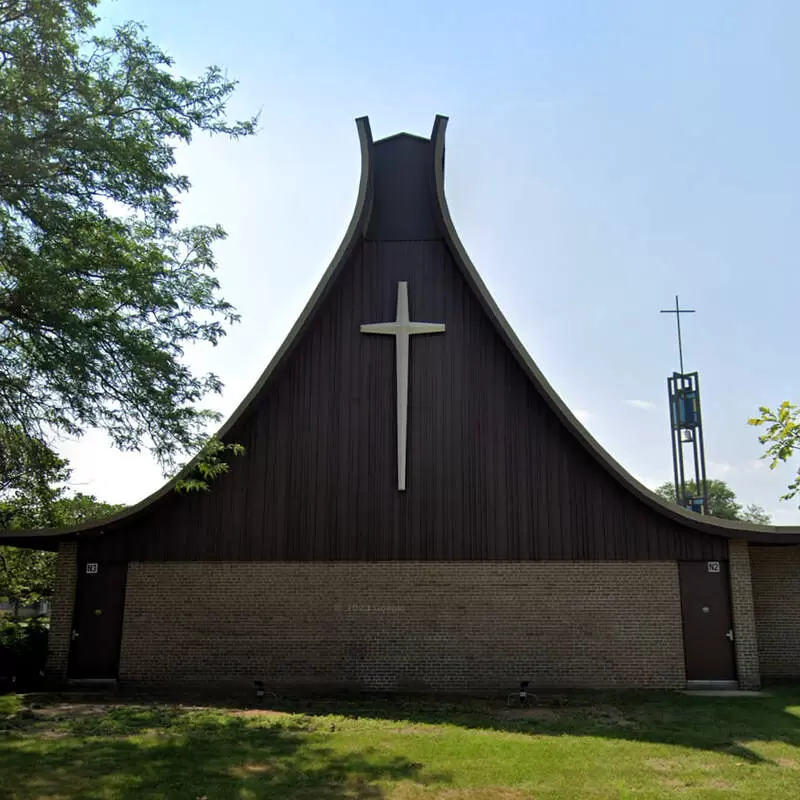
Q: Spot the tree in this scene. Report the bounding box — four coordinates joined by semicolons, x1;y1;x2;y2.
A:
0;428;124;610
0;492;122;613
749;401;800;506
1;0;257;471
655;478;771;524
740;503;772;526
0;547;53;614
0;426;70;531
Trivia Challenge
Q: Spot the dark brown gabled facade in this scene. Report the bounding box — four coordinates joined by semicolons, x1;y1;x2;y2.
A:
5;116;800;693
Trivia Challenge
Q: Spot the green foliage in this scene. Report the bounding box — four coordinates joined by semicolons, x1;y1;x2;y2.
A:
0;489;124;609
0;426;70;530
749;401;800;505
50;492;125;526
0;616;49;688
654;478;771;524
0;0;257;469
740;503;773;526
0;547;53;610
0;428;127;532
0;491;125;609
175;436;245;493
0;427;124;607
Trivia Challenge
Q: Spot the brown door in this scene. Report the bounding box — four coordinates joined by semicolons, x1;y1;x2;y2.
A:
678;561;736;682
68;562;128;679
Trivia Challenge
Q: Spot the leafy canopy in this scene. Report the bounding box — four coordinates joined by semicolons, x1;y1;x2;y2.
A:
0;426;70;531
0;428;124;608
655;478;771;524
0;0;257;469
749;401;800;506
174;437;245;493
739;503;772;526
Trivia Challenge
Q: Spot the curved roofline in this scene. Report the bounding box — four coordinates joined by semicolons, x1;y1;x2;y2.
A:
429;114;800;543
0;117;376;547
218;116;375;439
5;114;799;548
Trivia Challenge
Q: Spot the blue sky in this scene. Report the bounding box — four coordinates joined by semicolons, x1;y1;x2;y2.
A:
61;0;800;523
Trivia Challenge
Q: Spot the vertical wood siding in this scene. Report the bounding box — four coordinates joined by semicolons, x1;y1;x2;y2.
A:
83;236;727;562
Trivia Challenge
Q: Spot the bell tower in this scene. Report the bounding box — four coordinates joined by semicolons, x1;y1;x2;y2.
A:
661;296;708;514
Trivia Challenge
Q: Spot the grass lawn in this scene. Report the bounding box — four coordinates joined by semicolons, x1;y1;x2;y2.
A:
1;688;799;799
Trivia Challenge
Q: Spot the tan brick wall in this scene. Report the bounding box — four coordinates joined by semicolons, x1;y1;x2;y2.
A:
751;546;800;678
45;541;77;680
728;541;760;689
119;562;686;691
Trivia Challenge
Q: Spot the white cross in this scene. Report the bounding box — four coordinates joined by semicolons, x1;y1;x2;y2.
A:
361;281;446;491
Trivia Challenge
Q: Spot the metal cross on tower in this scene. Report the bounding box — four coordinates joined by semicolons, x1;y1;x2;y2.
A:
659;295;707;515
660;295;695;375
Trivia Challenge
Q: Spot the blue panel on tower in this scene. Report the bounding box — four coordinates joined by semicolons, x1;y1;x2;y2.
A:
679;391;699;428
688;496;705;514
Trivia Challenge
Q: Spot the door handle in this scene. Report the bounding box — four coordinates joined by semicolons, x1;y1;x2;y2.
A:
725;629;735;641
71;630;79;641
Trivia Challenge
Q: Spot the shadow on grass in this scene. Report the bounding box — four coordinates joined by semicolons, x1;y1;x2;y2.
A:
3;682;800;799
0;703;440;799
268;686;800;765
91;684;800;766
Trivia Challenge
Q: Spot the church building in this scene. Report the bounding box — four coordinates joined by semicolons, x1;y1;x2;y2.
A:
5;116;800;692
